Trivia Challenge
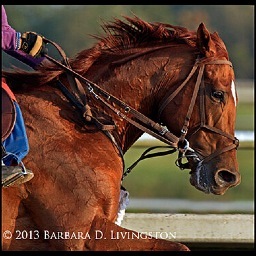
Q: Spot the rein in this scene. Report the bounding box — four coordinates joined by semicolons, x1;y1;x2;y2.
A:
43;39;181;148
42;38;239;179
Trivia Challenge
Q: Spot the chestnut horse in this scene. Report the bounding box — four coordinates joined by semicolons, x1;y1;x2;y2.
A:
2;16;240;251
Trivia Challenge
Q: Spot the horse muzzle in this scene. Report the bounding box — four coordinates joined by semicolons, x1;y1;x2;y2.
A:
188;158;241;195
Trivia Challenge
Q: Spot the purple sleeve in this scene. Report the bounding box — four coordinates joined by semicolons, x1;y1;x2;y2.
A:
1;5;45;69
1;5;18;51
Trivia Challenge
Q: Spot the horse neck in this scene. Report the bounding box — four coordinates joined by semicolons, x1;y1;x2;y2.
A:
86;46;195;152
87;76;155;152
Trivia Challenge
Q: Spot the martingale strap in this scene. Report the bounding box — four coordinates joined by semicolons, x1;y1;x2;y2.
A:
43;38;92;120
42;39;124;164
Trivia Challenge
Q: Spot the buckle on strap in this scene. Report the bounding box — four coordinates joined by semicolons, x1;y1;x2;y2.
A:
176;138;190;170
234;137;240;149
178;138;189;153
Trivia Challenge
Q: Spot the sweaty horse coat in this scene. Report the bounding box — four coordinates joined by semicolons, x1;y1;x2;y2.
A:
2;16;240;251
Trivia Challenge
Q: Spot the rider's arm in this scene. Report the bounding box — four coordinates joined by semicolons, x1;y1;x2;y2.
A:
1;5;46;70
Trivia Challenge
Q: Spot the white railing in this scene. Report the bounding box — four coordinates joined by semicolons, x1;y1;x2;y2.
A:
126;198;254;213
121;213;254;250
122;80;254;249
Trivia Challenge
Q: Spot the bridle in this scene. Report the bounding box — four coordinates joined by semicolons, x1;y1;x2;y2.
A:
41;38;239;179
157;58;239;169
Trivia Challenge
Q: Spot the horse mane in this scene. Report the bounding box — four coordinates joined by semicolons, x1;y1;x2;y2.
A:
94;16;197;49
71;16;198;74
3;15;228;91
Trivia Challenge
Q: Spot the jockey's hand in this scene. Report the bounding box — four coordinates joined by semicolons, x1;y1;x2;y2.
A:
20;32;48;58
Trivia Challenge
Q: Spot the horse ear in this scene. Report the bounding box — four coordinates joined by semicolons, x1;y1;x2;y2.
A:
196;23;216;57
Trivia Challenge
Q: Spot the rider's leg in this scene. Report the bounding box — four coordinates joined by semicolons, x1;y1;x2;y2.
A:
2;101;34;187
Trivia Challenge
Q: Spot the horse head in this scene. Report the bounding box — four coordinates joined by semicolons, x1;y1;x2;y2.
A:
159;23;240;195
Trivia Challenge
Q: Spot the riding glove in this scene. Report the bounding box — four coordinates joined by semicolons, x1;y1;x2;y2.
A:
19;31;47;58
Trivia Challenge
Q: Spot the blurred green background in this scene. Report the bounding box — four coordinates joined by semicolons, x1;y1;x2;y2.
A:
2;5;254;79
122;96;254;210
123;132;254;201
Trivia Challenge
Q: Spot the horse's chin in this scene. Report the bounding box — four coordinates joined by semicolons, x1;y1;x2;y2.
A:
189;162;226;195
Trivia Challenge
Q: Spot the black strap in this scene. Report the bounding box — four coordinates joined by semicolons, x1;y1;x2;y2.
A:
2;143;7;158
122;146;177;180
57;80;86;114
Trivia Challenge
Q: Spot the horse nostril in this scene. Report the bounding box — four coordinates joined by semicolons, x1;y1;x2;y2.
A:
215;170;239;186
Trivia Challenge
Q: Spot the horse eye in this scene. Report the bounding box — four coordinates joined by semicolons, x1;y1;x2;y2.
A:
211;90;224;101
